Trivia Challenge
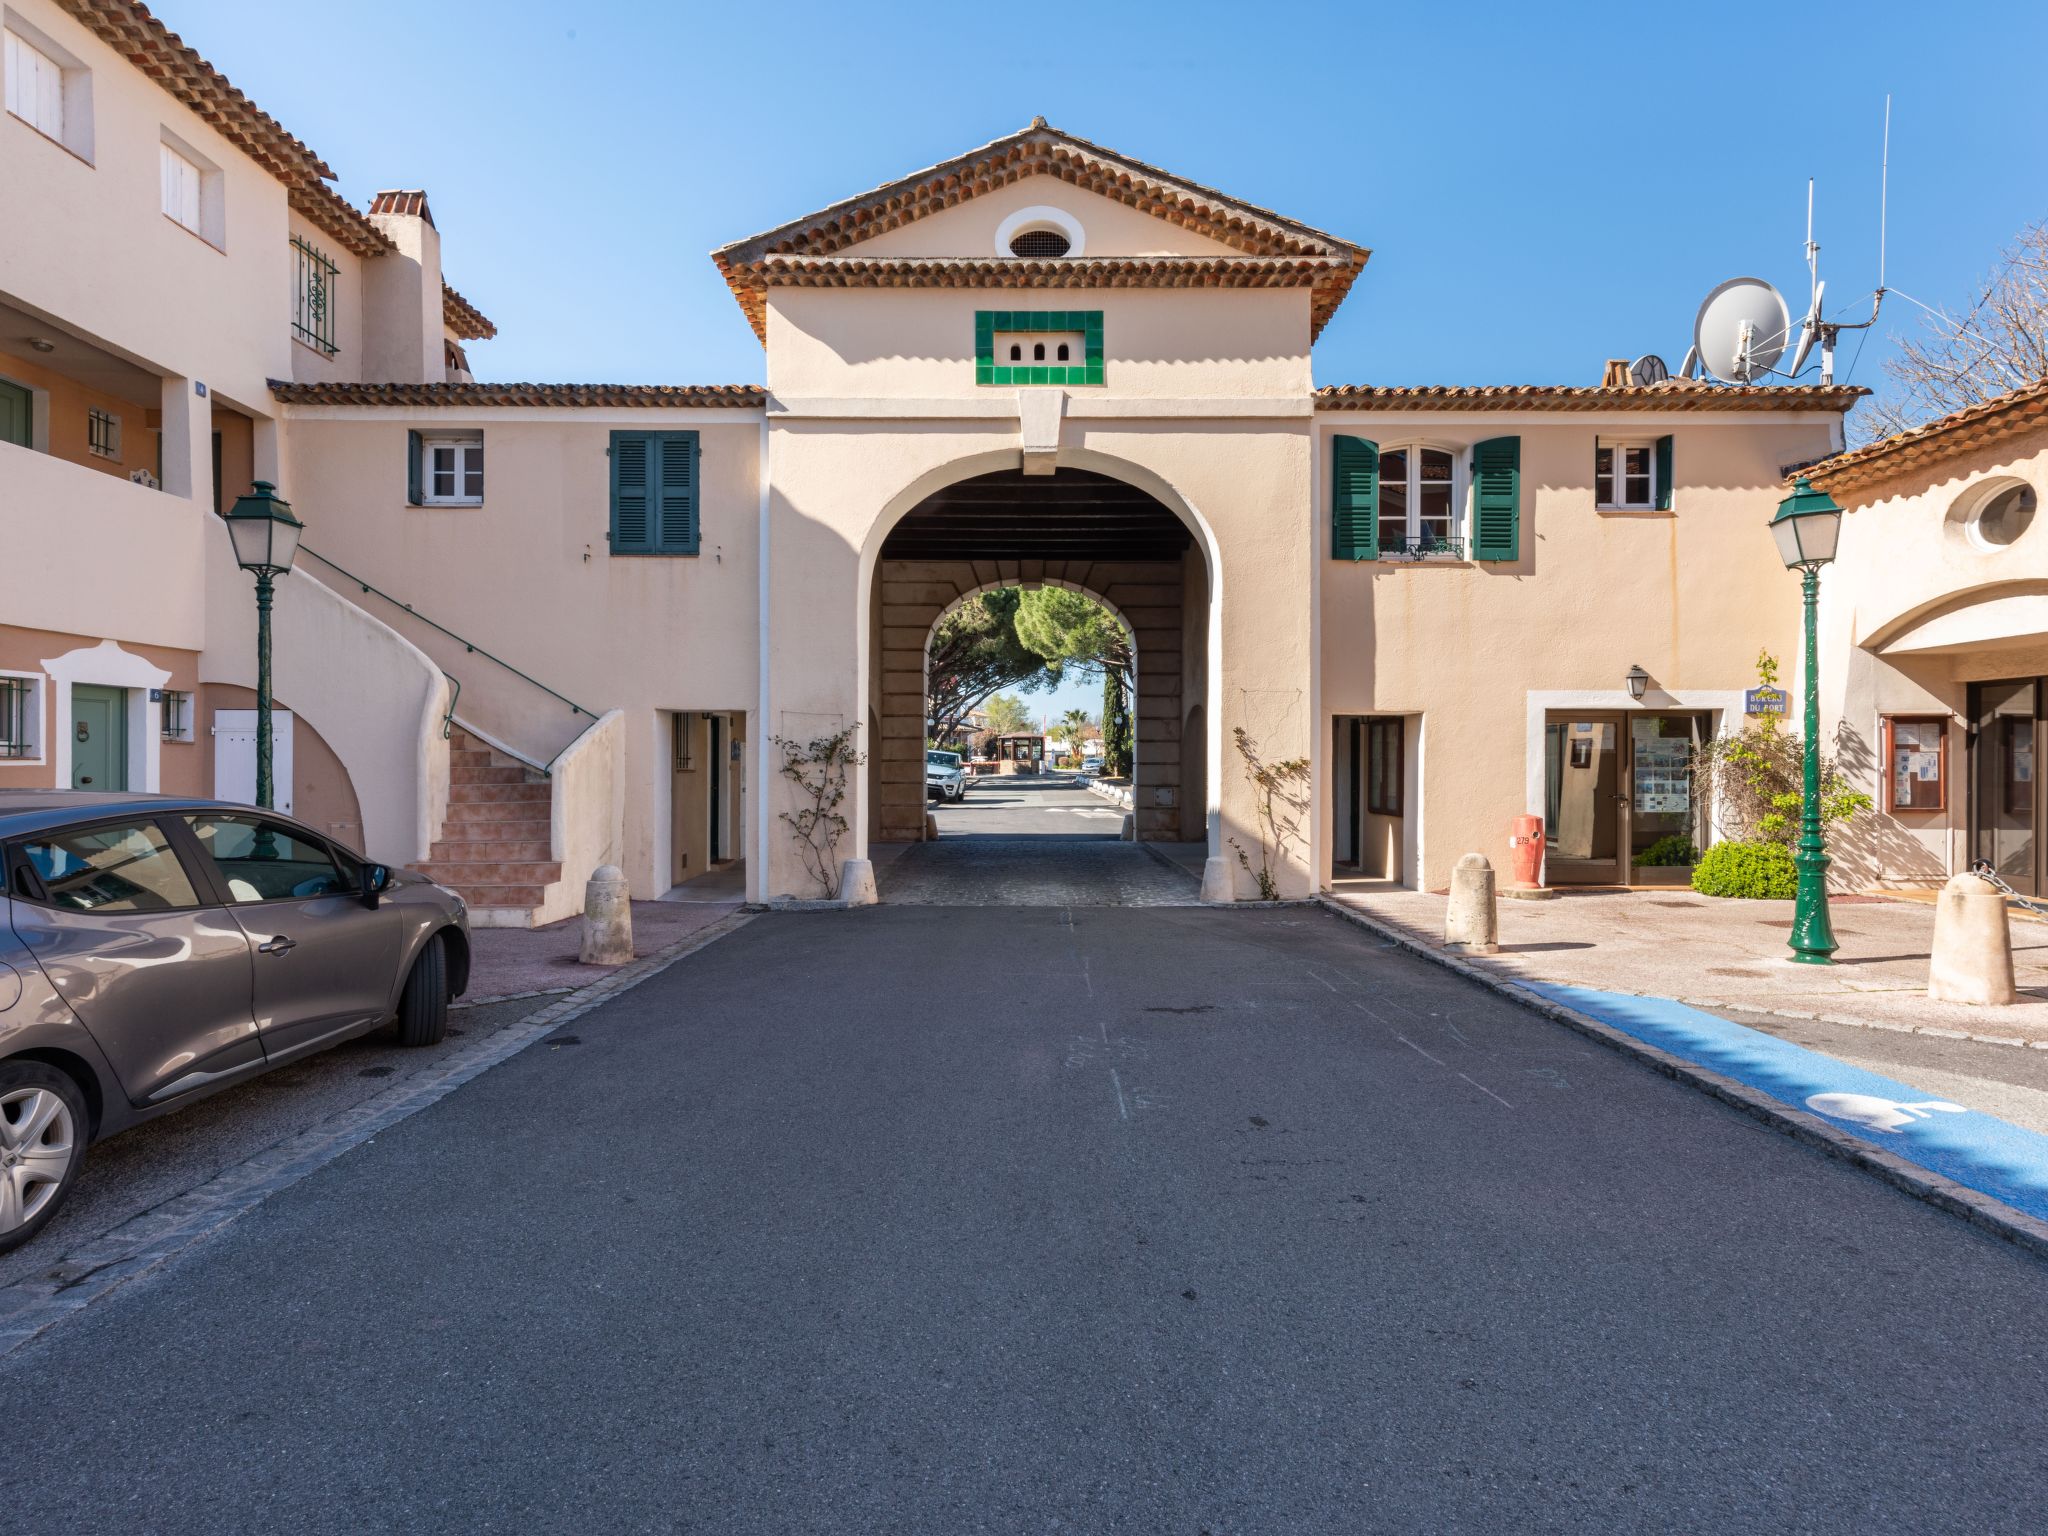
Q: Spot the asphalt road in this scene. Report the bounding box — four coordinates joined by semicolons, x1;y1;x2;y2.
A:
8;905;2048;1532
932;774;1127;836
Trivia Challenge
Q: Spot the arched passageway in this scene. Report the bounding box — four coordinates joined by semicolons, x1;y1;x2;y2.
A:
866;468;1211;902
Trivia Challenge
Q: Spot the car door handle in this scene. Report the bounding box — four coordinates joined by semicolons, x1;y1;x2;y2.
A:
258;936;297;957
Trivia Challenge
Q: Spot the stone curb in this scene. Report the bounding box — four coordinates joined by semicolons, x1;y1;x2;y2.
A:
0;910;760;1360
1315;895;2048;1264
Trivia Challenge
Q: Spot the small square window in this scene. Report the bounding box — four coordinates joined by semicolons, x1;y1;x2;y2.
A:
1597;439;1661;510
86;405;120;460
421;435;484;505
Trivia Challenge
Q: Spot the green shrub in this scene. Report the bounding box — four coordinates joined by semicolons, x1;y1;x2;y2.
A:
1691;840;1798;900
1632;833;1699;868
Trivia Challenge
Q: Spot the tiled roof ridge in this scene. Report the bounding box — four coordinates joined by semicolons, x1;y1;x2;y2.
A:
441;282;496;341
716;120;1365;264
269;381;765;408
369;189;433;226
1315;382;1869;412
58;1;395;257
711;120;1369;345
1802;375;2048;496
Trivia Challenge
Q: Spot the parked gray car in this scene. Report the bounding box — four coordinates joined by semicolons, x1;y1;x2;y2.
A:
0;791;470;1252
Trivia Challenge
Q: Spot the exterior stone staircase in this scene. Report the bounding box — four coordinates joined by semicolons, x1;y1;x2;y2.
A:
417;728;561;925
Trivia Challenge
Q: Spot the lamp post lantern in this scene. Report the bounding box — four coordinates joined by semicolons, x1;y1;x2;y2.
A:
223;482;304;810
1770;476;1845;965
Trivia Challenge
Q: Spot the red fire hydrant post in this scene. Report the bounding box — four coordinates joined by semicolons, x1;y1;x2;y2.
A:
1504;814;1554;900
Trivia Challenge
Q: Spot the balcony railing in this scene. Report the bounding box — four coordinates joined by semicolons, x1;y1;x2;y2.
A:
1377;533;1466;561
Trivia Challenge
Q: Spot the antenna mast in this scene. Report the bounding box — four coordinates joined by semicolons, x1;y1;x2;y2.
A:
1813;94;1891;384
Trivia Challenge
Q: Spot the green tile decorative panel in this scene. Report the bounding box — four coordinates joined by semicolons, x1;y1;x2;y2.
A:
976;309;1104;386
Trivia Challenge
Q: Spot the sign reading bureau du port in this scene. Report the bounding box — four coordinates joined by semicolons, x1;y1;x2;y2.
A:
1745;686;1789;716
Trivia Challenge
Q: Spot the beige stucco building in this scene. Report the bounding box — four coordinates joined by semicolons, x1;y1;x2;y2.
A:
5;0;1870;920
1808;378;2048;896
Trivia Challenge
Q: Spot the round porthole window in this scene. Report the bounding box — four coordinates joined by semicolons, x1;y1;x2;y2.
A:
1974;481;2038;548
1008;227;1071;258
993;205;1086;260
1952;476;2041;552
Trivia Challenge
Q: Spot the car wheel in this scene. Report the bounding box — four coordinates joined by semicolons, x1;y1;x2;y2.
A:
396;933;450;1048
0;1062;88;1256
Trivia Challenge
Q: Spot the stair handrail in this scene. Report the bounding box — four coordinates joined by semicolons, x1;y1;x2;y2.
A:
299;545;596;728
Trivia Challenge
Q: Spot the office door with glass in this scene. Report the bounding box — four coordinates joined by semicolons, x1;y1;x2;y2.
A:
1971;680;2038;893
1544;713;1704;885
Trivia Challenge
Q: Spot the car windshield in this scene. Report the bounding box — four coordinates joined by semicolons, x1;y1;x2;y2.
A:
926;752;961;768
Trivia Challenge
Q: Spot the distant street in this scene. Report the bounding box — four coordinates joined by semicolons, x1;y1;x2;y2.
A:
7;903;2046;1532
930;773;1127;836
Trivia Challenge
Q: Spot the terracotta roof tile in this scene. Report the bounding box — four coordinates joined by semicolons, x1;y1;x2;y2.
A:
369;189;434;226
720;253;1363;343
269;381;764;409
713;121;1367;344
1314;382;1868;413
58;1;394;257
441;282;496;341
1802;376;2048;498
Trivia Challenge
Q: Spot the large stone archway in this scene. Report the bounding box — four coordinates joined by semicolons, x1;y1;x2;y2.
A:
867;468;1209;846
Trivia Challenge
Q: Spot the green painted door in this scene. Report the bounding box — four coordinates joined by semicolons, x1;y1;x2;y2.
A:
0;379;31;448
71;685;128;791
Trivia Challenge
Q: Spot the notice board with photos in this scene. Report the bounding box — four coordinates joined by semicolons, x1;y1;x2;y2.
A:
1883;715;1948;812
1630;719;1692;815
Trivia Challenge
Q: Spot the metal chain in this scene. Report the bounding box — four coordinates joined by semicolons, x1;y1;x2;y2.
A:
1968;858;2048;917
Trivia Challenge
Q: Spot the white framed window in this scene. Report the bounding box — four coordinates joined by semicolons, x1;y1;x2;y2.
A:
158;129;223;248
423;435;484;505
86;405;120;460
1378;444;1467;558
161;141;200;231
1597;440;1658;510
4;26;60;140
0;668;46;765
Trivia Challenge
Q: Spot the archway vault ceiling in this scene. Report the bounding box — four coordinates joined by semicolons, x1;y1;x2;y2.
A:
881;469;1193;563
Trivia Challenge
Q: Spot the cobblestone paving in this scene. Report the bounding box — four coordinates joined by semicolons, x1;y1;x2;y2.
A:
880;836;1200;906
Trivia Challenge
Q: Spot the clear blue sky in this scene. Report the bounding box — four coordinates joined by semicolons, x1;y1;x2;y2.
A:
179;0;2047;716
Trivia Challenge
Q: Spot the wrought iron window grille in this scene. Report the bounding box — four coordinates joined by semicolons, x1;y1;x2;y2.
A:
291;236;339;356
0;676;35;759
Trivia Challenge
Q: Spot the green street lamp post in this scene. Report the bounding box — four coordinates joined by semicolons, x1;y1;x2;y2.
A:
223;482;304;810
1769;476;1846;965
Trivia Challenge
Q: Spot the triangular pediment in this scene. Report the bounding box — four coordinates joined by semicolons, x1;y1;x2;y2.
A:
711;121;1368;342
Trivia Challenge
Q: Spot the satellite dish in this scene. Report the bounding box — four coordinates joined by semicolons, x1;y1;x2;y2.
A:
1786;278;1824;380
1631;353;1670;387
1693;277;1792;384
1678;345;1701;380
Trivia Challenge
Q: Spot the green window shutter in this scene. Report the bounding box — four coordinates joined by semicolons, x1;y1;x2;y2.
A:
653;431;700;554
1471;436;1521;561
1331;435;1379;560
406;430;423;506
609;431;652;552
1655;434;1674;511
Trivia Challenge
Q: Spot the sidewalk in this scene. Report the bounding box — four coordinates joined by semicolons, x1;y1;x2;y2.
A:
1325;885;2048;1046
466;899;741;1003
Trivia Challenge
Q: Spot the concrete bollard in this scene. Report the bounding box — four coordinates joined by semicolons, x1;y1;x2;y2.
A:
1120;812;1135;842
925;812;939;840
839;857;879;907
1928;871;2017;1005
578;864;634;966
1200;855;1234;903
1445;852;1499;955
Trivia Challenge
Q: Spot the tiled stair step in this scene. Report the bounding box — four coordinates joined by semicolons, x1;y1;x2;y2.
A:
452;763;541;786
449;782;551;806
444;800;550;825
430;837;553;862
450;883;547;908
418;860;562;886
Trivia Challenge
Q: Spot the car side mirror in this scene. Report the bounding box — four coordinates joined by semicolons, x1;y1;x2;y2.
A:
360;864;391;909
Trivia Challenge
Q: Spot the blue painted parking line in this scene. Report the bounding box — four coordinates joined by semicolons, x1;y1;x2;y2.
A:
1527;983;2048;1225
